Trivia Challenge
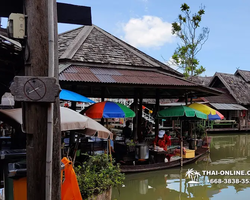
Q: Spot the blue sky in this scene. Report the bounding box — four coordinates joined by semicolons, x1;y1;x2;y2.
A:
2;0;250;76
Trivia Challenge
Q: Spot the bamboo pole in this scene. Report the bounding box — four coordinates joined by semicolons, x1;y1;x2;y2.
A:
180;121;183;167
108;139;112;162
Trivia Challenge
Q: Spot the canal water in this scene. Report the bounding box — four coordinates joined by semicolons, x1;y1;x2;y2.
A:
112;133;250;200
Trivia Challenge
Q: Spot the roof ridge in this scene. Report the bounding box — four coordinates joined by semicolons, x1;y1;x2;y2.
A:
60;26;94;59
58;26;83;36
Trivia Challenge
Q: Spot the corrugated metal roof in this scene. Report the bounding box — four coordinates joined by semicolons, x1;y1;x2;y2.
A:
95;74;116;83
59;66;195;86
90;68;121;75
210;103;247;110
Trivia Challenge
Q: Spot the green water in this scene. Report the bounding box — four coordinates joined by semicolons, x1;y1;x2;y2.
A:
112;133;250;200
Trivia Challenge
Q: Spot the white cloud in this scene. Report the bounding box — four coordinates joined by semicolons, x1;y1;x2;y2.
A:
166;57;180;71
122;15;174;48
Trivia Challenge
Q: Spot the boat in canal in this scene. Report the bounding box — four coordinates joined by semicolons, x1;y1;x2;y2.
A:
119;147;209;173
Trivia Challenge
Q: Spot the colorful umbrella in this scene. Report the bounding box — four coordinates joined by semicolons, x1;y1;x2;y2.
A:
0;107;112;139
188;103;224;120
60;89;95;103
157;105;207;120
82;101;135;119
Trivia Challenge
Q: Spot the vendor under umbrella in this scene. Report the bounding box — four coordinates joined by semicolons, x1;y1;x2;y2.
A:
153;130;173;162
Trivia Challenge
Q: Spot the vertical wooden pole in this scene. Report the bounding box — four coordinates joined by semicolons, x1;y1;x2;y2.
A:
24;0;48;199
154;89;160;137
101;88;105;125
108;139;112;162
180;121;183;167
138;91;143;142
133;89;138;141
52;1;61;199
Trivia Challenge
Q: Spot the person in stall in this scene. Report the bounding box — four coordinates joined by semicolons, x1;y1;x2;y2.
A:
153;130;174;162
122;120;132;142
154;130;172;150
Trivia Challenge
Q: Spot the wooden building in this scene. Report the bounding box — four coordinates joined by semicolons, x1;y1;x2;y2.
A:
58;24;221;137
187;70;250;131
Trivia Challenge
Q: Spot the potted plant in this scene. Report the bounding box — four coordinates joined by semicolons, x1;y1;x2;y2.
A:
75;154;125;200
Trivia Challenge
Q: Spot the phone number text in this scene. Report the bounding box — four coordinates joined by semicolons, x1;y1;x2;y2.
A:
209;179;250;184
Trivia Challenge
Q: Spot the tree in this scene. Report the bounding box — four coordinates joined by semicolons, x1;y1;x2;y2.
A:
171;3;209;78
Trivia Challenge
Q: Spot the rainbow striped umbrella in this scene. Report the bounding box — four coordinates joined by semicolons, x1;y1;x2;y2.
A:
188;103;224;120
82;101;135;119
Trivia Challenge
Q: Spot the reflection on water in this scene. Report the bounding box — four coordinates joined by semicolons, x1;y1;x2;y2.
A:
112;133;250;200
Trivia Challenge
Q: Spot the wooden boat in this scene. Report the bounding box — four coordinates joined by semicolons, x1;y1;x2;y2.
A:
119;147;209;173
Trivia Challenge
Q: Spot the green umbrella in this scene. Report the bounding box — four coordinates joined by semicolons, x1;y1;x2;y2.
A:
157;105;207;120
157;105;207;167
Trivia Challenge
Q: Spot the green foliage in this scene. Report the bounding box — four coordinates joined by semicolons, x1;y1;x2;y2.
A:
171;3;209;78
75;154;125;200
193;124;206;138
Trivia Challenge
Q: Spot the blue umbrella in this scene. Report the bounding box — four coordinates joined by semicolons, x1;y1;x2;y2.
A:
60;89;95;103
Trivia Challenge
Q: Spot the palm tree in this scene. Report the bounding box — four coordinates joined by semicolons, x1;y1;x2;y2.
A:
185;168;195;181
194;171;201;182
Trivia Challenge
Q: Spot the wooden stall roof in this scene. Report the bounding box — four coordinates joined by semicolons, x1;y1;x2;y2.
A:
59;64;222;98
58;25;183;77
209;72;250;105
58;25;222;99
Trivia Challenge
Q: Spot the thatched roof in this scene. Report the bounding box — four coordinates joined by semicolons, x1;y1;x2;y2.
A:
209;72;250;105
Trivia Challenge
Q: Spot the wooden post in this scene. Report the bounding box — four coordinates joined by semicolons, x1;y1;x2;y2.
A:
108;139;112;162
24;0;49;199
52;1;61;199
180;121;183;167
101;88;105;125
133;89;138;141
154;89;160;137
138;91;143;142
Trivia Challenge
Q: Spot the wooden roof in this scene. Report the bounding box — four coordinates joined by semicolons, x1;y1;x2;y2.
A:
58;25;222;99
209;72;250;105
188;76;212;86
235;69;250;83
58;25;183;77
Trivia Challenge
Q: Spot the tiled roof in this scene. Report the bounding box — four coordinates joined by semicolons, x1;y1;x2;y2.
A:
204;88;237;104
58;25;183;77
235;69;250;83
210;72;250;105
59;65;193;86
188;76;213;86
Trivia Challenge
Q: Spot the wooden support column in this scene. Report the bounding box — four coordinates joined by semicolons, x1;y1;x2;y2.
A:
24;0;49;199
71;85;77;110
185;93;188;105
154;89;160;137
138;91;143;142
52;2;61;199
101;87;105;125
238;111;241;131
133;89;139;141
